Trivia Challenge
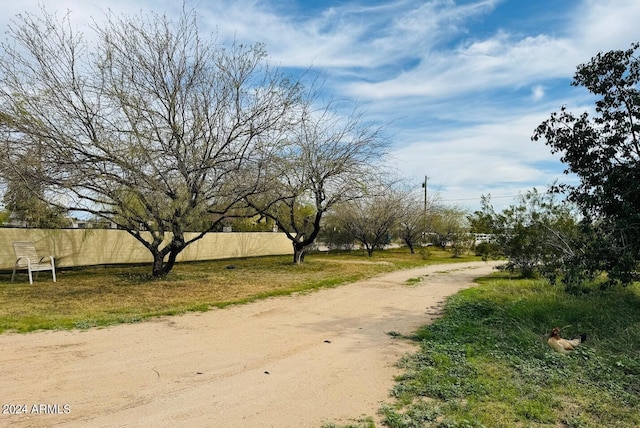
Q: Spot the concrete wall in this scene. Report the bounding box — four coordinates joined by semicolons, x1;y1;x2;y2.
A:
0;229;293;270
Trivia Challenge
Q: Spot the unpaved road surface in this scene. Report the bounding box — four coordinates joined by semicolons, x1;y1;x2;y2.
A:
0;261;499;427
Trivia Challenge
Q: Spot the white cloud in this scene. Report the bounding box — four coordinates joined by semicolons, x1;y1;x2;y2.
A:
531;85;545;101
345;33;578;100
570;0;640;55
387;108;574;209
0;0;635;211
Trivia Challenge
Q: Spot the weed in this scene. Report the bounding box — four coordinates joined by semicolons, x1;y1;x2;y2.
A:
380;400;440;427
405;277;424;285
322;416;376;428
383;273;640;427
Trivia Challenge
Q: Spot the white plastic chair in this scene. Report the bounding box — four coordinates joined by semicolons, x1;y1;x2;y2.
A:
11;241;57;284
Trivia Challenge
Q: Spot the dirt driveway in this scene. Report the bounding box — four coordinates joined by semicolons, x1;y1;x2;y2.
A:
0;261;499;428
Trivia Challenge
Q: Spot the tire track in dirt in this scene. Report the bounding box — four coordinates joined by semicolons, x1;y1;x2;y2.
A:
0;261;500;428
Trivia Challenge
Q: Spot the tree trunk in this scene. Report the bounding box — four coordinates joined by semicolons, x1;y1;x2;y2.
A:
293;244;306;264
151;249;182;277
151;251;168;278
406;241;415;254
150;235;185;277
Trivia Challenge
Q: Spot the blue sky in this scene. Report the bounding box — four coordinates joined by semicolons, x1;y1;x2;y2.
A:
2;0;639;210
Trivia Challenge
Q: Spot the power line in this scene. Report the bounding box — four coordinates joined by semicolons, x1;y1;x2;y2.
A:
441;194;520;202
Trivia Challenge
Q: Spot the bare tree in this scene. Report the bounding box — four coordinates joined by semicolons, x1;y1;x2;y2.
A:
429;205;473;256
246;100;388;264
396;188;441;254
0;8;301;277
333;186;405;257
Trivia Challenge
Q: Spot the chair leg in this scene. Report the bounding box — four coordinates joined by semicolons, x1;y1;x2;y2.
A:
28;269;33;285
52;267;57;283
11;266;16;283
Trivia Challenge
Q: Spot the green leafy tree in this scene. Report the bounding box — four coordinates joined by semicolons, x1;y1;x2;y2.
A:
533;42;640;285
468;195;496;234
318;211;356;251
468;195;501;260
1;151;71;228
0;209;9;225
3;180;71;228
471;189;580;279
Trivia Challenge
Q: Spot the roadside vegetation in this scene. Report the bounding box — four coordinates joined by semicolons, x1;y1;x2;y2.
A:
7;243;637;428
378;273;640;428
329;43;640;428
0;248;479;333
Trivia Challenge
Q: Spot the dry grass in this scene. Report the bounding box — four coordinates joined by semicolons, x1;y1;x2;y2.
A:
0;247;480;333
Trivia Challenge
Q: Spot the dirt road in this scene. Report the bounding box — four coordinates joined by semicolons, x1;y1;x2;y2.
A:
0;261;498;428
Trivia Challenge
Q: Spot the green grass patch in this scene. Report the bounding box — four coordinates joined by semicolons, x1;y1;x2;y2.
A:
0;247;478;333
323;416;376;428
405;277;425;286
381;272;640;427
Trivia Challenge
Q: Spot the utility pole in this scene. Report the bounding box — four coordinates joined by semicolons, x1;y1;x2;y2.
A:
422;175;428;215
420;175;429;244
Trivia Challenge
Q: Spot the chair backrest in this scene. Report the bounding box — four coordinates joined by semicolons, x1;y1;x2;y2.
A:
13;241;39;267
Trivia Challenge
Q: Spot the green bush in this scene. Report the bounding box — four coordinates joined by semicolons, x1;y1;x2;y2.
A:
473;242;501;260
